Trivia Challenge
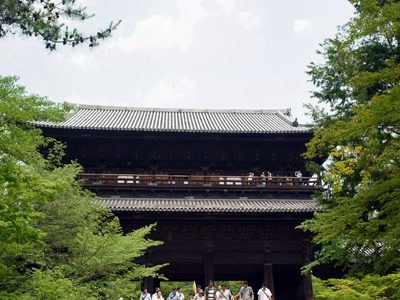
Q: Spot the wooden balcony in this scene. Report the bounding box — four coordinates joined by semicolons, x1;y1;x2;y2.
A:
79;173;321;192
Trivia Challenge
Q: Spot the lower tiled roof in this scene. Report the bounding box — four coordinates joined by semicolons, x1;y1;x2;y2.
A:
95;197;319;213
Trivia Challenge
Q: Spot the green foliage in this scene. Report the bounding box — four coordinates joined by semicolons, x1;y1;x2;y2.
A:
300;0;400;276
0;76;165;299
312;272;400;300
0;0;120;50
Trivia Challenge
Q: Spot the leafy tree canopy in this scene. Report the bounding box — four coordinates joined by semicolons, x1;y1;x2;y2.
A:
0;0;120;50
300;0;400;276
312;272;400;300
0;76;165;299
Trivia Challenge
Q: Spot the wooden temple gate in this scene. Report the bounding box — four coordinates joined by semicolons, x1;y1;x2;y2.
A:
39;105;320;300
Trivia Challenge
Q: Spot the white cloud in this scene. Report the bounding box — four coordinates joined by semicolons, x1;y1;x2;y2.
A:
67;53;95;70
118;0;209;52
216;0;235;15
236;11;260;30
136;77;196;107
293;19;312;34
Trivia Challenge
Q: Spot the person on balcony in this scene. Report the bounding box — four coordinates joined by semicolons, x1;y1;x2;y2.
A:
260;172;266;186
266;171;272;184
295;170;303;185
247;173;254;185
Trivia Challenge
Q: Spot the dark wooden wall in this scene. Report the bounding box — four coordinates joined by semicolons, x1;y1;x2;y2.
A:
42;129;311;176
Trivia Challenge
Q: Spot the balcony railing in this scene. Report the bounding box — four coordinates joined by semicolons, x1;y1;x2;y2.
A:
79;173;320;190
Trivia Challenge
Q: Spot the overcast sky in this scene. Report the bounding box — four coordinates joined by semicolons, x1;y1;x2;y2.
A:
0;0;354;122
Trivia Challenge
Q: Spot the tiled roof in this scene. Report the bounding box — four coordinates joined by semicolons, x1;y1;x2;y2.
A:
95;197;319;213
36;104;309;134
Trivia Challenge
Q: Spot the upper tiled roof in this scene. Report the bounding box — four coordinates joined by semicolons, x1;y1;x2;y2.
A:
95;197;319;213
36;104;309;134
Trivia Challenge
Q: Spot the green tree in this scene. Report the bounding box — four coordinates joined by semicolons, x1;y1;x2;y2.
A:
312;272;400;300
299;0;400;276
0;76;165;299
0;0;120;50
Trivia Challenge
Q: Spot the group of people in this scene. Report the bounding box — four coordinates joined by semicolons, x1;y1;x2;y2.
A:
248;170;303;185
139;280;272;300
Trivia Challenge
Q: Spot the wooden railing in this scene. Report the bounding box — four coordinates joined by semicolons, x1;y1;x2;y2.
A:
79;173;320;189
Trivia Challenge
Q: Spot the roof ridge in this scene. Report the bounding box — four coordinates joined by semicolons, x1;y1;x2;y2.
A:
70;103;291;115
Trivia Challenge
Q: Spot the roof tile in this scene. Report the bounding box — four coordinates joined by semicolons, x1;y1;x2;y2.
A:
36;104;309;134
95;197;319;213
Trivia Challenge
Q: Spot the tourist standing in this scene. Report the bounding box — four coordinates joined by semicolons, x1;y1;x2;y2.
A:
140;288;151;300
196;292;205;300
177;287;185;300
168;288;178;300
260;172;266;186
216;284;233;300
247;172;254;185
152;288;164;300
238;281;254;300
257;283;272;300
204;280;217;300
191;285;203;300
295;170;303;185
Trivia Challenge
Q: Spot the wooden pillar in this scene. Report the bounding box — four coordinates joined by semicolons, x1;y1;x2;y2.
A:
143;277;155;293
263;263;274;296
204;250;214;285
143;249;155;293
154;278;161;291
302;242;314;300
303;274;313;300
263;248;275;299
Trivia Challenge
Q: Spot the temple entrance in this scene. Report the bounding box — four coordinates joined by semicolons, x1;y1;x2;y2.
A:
273;265;305;300
147;263;306;300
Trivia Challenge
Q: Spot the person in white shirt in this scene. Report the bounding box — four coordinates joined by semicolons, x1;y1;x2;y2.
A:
216;284;233;300
191;285;203;300
257;282;272;300
177;287;185;300
152;288;164;300
140;288;152;300
196;292;205;300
